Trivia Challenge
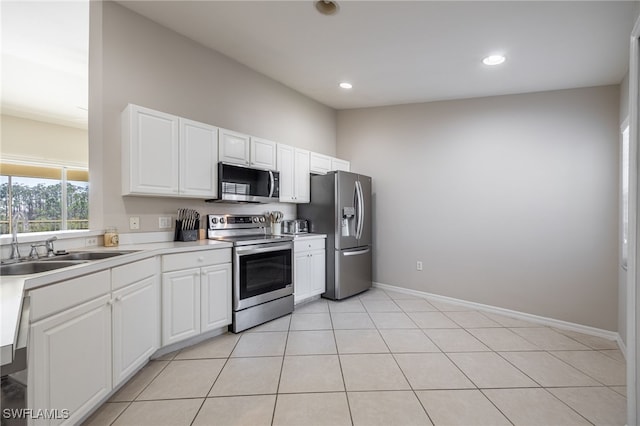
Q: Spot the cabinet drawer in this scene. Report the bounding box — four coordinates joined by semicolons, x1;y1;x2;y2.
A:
162;248;231;272
294;238;325;252
29;270;111;322
112;257;158;290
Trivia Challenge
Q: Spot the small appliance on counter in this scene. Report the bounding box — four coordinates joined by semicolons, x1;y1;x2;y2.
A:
282;219;309;235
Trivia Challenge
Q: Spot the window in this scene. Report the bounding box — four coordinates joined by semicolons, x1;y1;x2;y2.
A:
622;123;630;268
0;163;88;234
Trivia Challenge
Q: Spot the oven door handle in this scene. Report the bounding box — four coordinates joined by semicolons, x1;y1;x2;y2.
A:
235;242;293;256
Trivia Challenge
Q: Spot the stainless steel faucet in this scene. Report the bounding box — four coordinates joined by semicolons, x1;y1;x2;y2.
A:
10;211;28;260
28;236;57;259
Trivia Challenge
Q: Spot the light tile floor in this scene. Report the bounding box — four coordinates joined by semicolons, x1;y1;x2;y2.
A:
84;288;627;426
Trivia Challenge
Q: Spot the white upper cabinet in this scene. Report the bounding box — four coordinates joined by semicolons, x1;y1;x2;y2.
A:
309;152;332;174
180;118;218;198
220;131;277;170
309;152;351;174
122;105;217;199
122;104;180;196
295;148;311;202
219;128;250;165
277;144;310;203
331;158;351;172
250;137;277;170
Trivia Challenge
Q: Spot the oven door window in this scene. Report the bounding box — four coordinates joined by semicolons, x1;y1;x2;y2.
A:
238;249;292;300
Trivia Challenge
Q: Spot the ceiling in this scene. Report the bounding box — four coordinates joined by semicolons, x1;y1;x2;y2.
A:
1;1;89;129
0;1;635;130
119;0;636;110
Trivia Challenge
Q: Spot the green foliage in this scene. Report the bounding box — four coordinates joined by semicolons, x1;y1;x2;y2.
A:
0;179;89;234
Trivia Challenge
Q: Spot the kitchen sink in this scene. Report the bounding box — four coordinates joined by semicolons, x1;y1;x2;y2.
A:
0;261;87;276
42;250;137;261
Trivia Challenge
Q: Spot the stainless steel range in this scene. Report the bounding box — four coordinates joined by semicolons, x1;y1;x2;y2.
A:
207;214;294;333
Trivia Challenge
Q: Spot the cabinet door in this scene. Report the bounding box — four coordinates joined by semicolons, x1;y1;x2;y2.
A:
29;295;112;426
294;252;311;303
201;263;232;333
277;144;296;202
112;276;160;386
309;153;332;175
331;158;351;172
162;269;201;346
219;128;250;165
294;148;311;203
123;104;180;196
250;137;277;170
180;118;218;198
309;249;326;296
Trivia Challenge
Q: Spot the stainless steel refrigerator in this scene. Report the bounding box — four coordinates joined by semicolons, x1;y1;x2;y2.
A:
298;171;372;300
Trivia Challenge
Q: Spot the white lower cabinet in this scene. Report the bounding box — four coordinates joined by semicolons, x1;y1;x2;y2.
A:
294;238;326;304
28;262;160;425
112;276;160;386
29;295;112;426
25;248;229;425
162;268;201;345
201;264;232;333
161;249;232;346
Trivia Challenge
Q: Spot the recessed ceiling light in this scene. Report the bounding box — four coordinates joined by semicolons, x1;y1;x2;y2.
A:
339;82;352;89
315;1;339;16
482;54;506;66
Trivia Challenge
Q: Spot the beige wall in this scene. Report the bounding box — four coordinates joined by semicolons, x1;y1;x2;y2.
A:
1;114;88;167
337;86;620;331
90;2;336;232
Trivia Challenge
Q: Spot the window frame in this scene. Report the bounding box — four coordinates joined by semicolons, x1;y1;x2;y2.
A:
1;161;89;236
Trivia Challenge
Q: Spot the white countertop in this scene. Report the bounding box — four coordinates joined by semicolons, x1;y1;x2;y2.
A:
0;239;232;365
288;233;327;240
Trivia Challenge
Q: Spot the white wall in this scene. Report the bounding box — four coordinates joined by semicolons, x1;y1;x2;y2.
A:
337;86;620;331
89;2;336;232
620;71;630;345
1;115;88;167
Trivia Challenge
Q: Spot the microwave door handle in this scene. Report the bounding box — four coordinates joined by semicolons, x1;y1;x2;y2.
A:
268;170;275;198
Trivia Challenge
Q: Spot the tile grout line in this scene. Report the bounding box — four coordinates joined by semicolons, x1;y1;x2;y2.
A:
377;290;437;425
328;298;355;426
188;334;243;426
270;314;292;426
105;357;173;426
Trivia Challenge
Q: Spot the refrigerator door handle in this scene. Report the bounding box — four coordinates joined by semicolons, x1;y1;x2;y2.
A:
356;180;364;239
343;247;370;256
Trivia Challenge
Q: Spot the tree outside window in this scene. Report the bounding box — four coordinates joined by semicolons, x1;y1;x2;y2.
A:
0;164;89;234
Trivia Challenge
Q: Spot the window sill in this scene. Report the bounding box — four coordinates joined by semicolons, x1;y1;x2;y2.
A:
0;229;102;246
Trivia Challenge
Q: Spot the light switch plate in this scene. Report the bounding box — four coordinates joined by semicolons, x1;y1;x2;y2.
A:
159;216;172;229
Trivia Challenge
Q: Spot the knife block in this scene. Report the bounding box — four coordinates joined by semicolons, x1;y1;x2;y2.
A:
174;220;199;241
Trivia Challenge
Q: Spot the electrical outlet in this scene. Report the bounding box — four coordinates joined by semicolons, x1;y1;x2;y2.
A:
129;216;140;230
85;237;98;247
159;216;172;229
416;261;423;271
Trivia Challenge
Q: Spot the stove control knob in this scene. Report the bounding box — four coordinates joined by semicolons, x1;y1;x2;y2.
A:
219;217;225;224
211;217;218;224
259;216;266;223
253;217;259;223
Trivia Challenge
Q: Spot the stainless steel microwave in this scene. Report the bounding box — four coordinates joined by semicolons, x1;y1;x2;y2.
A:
207;162;280;203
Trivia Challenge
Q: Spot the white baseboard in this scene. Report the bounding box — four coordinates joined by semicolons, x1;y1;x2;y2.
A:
374;282;621;344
